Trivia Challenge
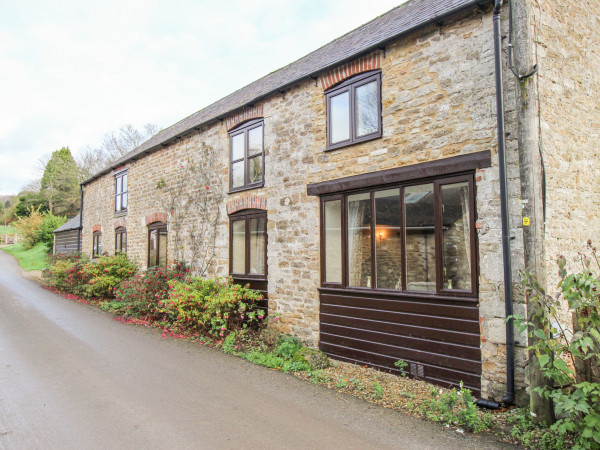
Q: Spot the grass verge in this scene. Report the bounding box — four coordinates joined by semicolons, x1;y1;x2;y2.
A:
0;225;18;234
2;242;49;271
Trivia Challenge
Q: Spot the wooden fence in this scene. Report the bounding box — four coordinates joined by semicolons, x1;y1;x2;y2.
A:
0;234;20;245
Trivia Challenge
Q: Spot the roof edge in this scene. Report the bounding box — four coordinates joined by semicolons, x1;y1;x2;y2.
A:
82;0;491;187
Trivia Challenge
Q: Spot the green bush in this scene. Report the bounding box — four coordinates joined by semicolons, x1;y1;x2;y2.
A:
13;207;44;249
48;253;136;299
37;213;67;252
159;277;265;336
507;407;568;449
81;253;137;298
515;242;600;450
421;383;493;433
47;252;91;294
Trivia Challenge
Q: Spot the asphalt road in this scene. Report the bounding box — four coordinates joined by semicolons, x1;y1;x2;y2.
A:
0;250;513;449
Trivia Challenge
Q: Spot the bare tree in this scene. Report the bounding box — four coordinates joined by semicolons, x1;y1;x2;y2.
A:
156;142;224;276
76;123;160;181
101;123;160;161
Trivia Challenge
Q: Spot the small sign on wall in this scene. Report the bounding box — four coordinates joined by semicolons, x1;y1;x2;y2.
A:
523;217;531;227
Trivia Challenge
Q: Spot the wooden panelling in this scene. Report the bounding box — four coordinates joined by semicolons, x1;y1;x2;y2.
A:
54;230;80;254
319;288;481;393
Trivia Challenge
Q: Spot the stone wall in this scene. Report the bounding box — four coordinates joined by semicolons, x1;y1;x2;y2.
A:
81;6;527;401
534;0;600;307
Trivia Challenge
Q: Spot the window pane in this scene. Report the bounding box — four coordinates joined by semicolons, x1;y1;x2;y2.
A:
116;194;121;211
375;189;401;289
248;156;263;184
122;174;127;192
122;233;127;254
405;184;436;291
231;161;244;188
232;220;245;274
442;182;472;291
231;133;244;160
116;176;122;194
324;200;342;283
330;91;350;144
248;125;262;156
347;192;371;287
122;192;128;209
148;230;157;267
355;81;378;137
158;229;167;266
249;218;266;275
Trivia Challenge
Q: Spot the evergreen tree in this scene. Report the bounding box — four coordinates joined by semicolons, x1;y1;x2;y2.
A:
14;192;49;217
40;147;80;216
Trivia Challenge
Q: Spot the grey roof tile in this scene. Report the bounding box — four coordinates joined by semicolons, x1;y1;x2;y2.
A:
53;213;81;233
83;0;485;185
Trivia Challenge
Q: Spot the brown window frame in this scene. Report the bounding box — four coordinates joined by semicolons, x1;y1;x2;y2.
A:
229;119;265;193
147;222;167;268
115;227;127;254
325;70;382;151
115;170;128;213
320;173;477;298
92;231;102;258
229;209;267;280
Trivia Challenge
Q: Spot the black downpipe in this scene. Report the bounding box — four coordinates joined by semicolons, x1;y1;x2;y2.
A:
493;0;515;405
476;398;501;410
78;185;83;253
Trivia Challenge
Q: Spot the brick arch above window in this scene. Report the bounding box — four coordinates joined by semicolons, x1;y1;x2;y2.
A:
227;196;267;215
319;50;383;91
225;105;264;131
145;212;168;225
114;219;127;230
92;224;102;233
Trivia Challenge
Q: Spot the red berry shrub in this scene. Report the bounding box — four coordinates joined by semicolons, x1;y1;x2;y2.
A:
115;262;187;318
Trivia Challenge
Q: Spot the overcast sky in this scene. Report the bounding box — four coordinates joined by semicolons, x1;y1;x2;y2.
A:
0;0;406;195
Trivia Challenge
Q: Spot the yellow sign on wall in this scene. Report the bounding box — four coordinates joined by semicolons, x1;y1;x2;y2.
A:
523;217;531;227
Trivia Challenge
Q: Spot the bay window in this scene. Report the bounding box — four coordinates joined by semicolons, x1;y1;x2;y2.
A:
320;174;476;297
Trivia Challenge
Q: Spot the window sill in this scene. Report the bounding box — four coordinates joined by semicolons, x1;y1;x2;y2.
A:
230;274;267;282
325;132;382;152
114;210;128;218
228;182;265;195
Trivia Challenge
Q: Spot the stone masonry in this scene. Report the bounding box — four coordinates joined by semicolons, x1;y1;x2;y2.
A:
80;3;594;403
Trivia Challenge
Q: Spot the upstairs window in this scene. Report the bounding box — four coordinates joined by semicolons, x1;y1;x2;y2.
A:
92;231;102;258
115;171;128;213
229;119;264;192
326;71;382;150
115;227;127;254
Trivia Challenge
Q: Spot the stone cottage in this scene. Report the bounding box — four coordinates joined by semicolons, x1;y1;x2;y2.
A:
78;0;600;404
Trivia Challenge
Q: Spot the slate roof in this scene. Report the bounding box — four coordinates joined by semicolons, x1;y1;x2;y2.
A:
53;213;81;233
83;0;487;185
